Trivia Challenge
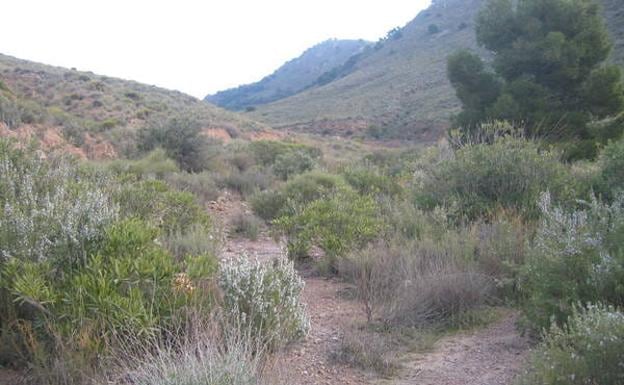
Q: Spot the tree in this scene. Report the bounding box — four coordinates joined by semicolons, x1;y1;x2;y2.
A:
448;0;624;156
138;116;217;172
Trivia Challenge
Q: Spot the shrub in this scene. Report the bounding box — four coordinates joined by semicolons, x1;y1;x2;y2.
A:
0;140;118;267
275;190;382;266
138;116;220;172
162;224;221;260
106;149;179;178
165;171;220;204
105;314;282;385
519;304;624;385
416;136;574;220
115;179;210;234
272;150;316;180
342;166;403;198
218;256;309;349
229;212;262;241
521;193;624;332
248;140;321;167
598;137;624;197
0;219;193;367
340;237;493;327
332;329;399;377
250;190;287;221
219;168;272;197
281;171;347;208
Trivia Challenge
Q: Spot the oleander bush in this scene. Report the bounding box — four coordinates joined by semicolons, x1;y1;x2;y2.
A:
218;256;309;349
519;304;624;385
521;192;624;332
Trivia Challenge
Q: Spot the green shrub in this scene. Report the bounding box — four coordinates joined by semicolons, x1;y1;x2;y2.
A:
275;190;382;266
165;171;220;204
342;166;403;198
598;137;624;198
248;140;321;167
416;136;574;220
250;190;287;221
521;193;624;332
0;219;194;366
138;116;221;172
106;149;179;178
272;150;316;180
163;224;221;260
218;256;309;349
219;168;272;197
115;179;210;234
282;171;347;208
519;304;624;385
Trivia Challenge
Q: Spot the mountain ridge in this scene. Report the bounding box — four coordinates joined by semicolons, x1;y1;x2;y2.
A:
219;0;623;141
205;39;371;110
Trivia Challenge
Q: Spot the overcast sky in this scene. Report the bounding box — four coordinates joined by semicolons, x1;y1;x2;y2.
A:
0;0;431;98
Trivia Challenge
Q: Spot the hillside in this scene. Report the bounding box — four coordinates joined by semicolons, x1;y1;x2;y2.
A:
205;39;370;110
0;53;270;159
245;0;623;141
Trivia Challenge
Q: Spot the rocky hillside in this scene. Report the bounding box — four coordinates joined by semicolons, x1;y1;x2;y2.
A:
205;39;370;111
0;53;270;159
243;0;623;141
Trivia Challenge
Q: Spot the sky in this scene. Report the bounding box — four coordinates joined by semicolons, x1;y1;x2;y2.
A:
0;0;431;98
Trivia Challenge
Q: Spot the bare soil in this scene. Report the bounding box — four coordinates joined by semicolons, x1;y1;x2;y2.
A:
386;312;530;385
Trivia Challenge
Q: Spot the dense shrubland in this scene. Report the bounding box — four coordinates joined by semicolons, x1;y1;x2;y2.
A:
0;138;308;384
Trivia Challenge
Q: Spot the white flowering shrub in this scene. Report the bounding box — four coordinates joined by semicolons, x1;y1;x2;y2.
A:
218;255;309;349
520;304;624;385
0;141;118;267
522;192;624;331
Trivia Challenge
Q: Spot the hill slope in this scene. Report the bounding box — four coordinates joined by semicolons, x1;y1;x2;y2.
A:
205;39;370;111
247;0;623;141
0;53;269;158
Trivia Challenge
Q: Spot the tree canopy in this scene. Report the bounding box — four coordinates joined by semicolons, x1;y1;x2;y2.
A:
448;0;624;157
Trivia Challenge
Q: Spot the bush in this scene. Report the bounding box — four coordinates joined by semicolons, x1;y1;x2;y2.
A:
416;136;575;220
275;190;382;266
519;304;624;385
219;168;272;197
0;140;118;267
162;224;221;260
0;219;194;367
115;179;210;234
272;150;316;180
332;329;399;377
248;140;321;167
598;137;624;198
138;116;220;172
250;191;287;221
521;193;624;332
340;237;493;327
229;212;262;241
342;166;403;198
165;171;220;204
218;256;309;349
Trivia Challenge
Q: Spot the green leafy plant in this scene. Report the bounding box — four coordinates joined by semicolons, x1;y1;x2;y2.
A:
519;304;624;385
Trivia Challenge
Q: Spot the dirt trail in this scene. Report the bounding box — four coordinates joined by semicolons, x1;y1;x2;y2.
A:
387;312;530;385
212;195;531;385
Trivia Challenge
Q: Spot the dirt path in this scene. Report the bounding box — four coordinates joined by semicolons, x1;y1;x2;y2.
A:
387;312;530;385
212;194;531;385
